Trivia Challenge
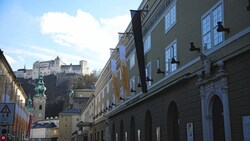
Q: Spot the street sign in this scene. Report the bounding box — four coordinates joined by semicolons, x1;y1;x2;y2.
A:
0;103;15;126
1;105;10;113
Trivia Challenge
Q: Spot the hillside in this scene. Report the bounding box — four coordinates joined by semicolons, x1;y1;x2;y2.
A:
18;73;98;117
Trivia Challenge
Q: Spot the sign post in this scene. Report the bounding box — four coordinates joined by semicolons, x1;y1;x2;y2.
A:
0;103;15;126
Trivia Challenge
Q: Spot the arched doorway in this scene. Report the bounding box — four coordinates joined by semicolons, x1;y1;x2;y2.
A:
120;120;124;141
167;101;179;141
199;63;231;141
112;123;115;141
130;116;135;141
145;110;152;141
212;96;225;141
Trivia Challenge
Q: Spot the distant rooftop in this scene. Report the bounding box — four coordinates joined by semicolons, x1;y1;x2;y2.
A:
32;122;57;129
59;108;81;115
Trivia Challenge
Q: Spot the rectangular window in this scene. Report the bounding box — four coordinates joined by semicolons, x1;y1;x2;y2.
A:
202;3;223;51
106;83;109;93
130;76;135;95
106;99;110;109
145;63;152;87
112;95;116;106
102;91;104;99
104;87;107;95
130;53;135;69
102;103;104;111
144;34;151;54
125;132;128;141
119;70;122;80
165;41;177;75
120;88;124;99
213;5;223;45
116;133;118;141
137;75;141;87
138;130;141;141
165;3;176;32
130;77;135;90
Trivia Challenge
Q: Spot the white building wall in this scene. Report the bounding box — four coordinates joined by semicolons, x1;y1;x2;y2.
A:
30;128;46;138
25;69;32;79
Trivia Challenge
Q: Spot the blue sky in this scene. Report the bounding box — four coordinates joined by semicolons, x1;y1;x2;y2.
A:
0;0;141;72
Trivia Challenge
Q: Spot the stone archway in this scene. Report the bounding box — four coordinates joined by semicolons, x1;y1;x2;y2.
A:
197;60;231;141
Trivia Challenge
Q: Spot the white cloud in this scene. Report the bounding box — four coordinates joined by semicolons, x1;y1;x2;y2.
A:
3;44;105;72
4;54;17;65
40;9;131;70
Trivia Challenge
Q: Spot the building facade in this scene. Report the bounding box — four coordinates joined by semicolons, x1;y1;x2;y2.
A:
79;0;250;141
14;56;89;80
30;117;59;141
0;49;31;141
76;94;95;141
59;109;81;141
59;88;94;141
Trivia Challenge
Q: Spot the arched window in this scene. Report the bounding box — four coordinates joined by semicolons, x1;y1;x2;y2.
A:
212;96;225;141
120;120;124;141
39;105;42;110
112;123;115;141
145;110;152;141
130;116;135;141
167;101;179;141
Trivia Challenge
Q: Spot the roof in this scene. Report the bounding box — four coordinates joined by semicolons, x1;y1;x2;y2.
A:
74;89;95;92
59;108;81;115
17;69;26;71
61;65;81;70
76;121;92;127
32;122;57;128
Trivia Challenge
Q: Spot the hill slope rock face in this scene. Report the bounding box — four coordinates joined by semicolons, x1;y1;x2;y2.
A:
18;73;97;117
18;74;70;117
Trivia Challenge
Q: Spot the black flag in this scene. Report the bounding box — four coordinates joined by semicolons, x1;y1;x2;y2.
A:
130;10;147;93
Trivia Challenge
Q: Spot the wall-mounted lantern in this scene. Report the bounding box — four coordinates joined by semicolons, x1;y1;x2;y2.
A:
156;58;165;74
190;42;200;52
217;21;230;33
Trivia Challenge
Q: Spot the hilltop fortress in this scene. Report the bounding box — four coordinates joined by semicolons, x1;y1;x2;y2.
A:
15;56;89;79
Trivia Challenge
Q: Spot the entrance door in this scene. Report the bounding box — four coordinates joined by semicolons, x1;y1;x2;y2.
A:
167;102;179;141
212;96;225;141
130;116;135;141
145;111;152;141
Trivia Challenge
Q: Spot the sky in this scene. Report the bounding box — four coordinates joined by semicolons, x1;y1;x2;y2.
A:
0;0;141;72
